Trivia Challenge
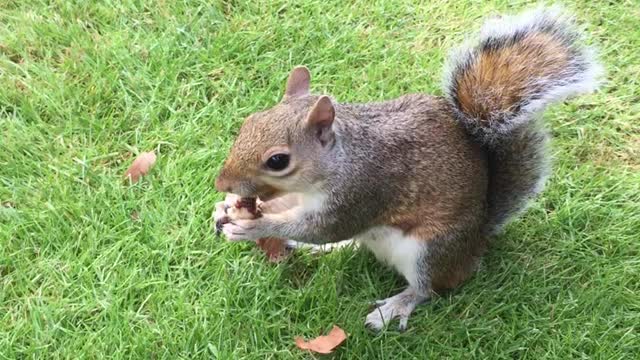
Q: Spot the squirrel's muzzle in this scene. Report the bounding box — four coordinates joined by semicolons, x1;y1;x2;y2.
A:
215;171;250;194
215;174;233;193
215;172;283;201
215;172;260;197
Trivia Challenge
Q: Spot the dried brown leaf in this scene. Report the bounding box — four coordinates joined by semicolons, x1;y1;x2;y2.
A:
294;325;347;354
256;237;290;263
124;151;156;184
2;201;15;208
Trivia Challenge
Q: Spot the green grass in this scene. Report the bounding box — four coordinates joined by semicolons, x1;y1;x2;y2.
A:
1;0;639;358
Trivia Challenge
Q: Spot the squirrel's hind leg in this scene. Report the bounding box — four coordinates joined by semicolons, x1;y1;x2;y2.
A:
358;227;433;331
360;224;486;331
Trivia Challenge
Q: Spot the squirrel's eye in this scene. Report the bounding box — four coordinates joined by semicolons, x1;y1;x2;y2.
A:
266;153;290;171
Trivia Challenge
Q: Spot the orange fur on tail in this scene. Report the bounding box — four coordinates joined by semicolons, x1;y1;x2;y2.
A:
443;6;602;234
445;6;602;144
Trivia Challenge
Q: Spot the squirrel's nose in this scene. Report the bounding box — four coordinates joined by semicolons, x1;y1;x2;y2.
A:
215;175;233;193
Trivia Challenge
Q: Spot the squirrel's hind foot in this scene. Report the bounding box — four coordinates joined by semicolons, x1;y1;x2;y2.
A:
365;286;428;332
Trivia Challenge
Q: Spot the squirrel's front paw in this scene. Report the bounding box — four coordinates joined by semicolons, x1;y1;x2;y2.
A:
221;218;265;242
213;194;256;235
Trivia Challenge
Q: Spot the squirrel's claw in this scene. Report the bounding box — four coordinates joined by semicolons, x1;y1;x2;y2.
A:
220;222;246;241
215;216;230;235
212;201;232;236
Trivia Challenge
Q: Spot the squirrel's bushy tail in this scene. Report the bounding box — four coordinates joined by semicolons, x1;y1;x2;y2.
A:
443;6;602;234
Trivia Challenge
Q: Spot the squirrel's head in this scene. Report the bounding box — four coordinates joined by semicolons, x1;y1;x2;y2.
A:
215;67;336;200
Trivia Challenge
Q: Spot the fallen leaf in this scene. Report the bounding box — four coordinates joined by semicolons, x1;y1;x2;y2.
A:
294;325;347;354
256;237;290;262
124;151;156;184
1;201;15;208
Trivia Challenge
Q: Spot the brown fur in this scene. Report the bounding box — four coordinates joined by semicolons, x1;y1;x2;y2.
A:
379;109;488;291
381;103;487;244
455;33;570;123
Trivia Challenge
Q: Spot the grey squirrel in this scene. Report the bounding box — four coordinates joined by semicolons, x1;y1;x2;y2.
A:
213;6;602;331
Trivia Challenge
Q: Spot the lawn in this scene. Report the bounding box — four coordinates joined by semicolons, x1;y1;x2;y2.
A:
1;0;639;358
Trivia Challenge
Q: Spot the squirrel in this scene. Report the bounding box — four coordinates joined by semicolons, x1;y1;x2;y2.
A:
213;6;602;331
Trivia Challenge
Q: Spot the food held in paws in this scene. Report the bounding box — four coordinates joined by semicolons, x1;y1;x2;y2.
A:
215;197;257;234
235;197;259;216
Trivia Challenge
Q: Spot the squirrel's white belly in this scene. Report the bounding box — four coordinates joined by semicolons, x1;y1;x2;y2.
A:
356;226;424;288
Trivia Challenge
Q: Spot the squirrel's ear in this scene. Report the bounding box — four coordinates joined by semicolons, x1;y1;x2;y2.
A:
306;96;335;146
284;66;310;98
